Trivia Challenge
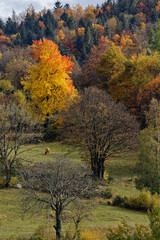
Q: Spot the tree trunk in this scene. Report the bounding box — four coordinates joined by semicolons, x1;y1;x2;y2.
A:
46;113;50;130
91;157;105;179
98;159;105;179
54;210;62;240
5;166;11;187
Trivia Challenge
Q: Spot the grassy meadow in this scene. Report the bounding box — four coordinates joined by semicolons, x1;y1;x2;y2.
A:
0;142;148;239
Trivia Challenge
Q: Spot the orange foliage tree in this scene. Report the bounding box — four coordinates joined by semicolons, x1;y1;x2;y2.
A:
113;31;136;56
22;39;77;122
107;52;160;122
77;36;111;88
137;75;160;122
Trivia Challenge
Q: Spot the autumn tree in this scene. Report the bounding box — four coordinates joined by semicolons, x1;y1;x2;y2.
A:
0;102;39;187
75;36;111;89
107;52;160;121
62;87;139;179
21;158;92;239
137;75;160;124
22;38;77;126
136;99;160;194
5;47;32;89
149;20;160;52
98;44;126;88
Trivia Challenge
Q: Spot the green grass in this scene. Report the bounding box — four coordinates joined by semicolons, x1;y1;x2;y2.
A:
106;150;138;178
0;189;52;238
0;142;148;239
20;142;82;164
0;189;148;239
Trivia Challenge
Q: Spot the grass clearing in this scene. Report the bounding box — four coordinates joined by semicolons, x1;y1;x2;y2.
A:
20;142;82;164
0;142;148;239
0;189;148;238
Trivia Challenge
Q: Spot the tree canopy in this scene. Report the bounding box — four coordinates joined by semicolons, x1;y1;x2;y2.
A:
22;38;77;119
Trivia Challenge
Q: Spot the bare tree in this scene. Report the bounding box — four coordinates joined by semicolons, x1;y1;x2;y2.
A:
62;87;139;179
21;158;92;240
0;102;40;187
69;199;93;240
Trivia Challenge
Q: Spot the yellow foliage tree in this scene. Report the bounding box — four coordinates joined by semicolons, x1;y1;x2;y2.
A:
22;39;77;120
57;29;65;40
77;27;85;36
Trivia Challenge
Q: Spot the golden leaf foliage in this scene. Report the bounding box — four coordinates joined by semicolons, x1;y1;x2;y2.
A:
57;29;65;40
84;5;96;21
22;39;77;118
81;227;105;240
73;4;84;21
77;27;85;36
156;1;160;14
57;20;65;29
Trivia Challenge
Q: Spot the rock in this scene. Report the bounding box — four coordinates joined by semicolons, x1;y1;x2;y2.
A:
14;184;22;189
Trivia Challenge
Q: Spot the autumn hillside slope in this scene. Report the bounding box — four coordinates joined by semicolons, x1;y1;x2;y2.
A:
1;0;160;239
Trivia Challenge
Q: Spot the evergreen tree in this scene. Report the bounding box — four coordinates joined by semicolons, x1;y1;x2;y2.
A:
43;10;56;38
66;14;77;30
85;27;94;53
136;99;160;194
0;18;4;30
149;20;160;52
78;18;87;28
64;3;70;10
151;8;158;23
129;0;137;15
118;0;130;14
5;17;17;35
20;24;27;45
54;1;63;10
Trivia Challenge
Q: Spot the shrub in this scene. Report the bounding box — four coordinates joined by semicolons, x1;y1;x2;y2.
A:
112;191;160;212
83;190;98;199
112;195;126;207
106;217;131;240
100;188;112;199
81;227;105;240
0;79;12;92
0;178;5;188
33;225;55;240
106;217;153;240
9;177;18;187
125;190;160;211
13;90;26;105
148;207;160;239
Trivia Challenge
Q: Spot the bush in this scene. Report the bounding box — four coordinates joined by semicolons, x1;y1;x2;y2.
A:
32;225;55;240
106;217;152;240
0;79;12;92
9;177;18;187
112;191;160;212
13;90;26;105
112;195;126;207
83;190;98;199
148;207;160;239
125;190;160;211
80;227;105;240
100;188;112;199
0;178;5;188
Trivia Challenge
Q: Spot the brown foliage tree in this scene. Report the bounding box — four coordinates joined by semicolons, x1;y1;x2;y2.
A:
74;36;111;89
5;47;32;89
62;87;139;179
